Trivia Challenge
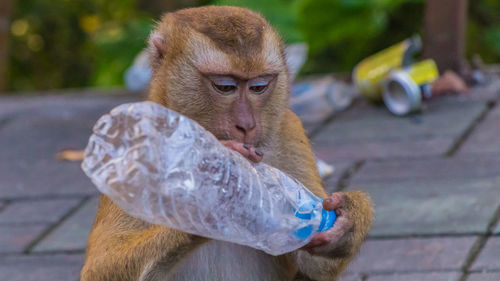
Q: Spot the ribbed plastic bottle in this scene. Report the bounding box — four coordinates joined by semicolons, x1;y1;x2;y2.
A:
81;101;336;255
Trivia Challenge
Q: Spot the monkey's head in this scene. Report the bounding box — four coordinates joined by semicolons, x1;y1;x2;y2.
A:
147;6;289;148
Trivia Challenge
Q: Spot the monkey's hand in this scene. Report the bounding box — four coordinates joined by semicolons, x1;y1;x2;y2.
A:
300;191;373;258
219;140;263;163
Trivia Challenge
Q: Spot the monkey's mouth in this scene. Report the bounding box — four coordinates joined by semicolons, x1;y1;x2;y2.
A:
216;135;260;148
214;131;239;143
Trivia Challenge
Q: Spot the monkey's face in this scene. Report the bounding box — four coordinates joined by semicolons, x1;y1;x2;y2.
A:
148;6;290;148
163;53;288;148
198;73;277;146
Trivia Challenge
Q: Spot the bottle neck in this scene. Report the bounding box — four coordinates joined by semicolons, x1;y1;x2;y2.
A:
317;208;336;233
293;200;337;239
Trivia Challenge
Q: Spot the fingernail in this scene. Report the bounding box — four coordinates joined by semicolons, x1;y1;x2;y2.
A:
243;144;250;150
255;150;263;156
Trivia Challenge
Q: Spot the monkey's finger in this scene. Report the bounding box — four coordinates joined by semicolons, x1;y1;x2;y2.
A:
309;233;331;245
220;140;252;159
303;216;353;256
322;192;345;211
300;232;332;254
247;147;263;163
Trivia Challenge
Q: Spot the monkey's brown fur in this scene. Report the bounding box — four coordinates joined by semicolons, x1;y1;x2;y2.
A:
81;6;372;281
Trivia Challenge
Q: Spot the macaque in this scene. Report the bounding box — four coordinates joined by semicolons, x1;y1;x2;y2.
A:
81;6;373;281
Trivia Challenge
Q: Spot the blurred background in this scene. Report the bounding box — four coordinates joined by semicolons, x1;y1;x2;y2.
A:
1;2;500;281
1;0;499;93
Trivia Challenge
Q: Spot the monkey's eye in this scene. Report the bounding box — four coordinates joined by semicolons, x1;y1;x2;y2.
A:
249;85;268;94
249;77;272;94
212;82;236;95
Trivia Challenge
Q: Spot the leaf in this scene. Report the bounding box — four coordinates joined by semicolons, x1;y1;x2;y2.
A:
56;150;85;162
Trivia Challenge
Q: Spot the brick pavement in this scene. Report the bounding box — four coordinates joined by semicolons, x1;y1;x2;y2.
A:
0;74;499;280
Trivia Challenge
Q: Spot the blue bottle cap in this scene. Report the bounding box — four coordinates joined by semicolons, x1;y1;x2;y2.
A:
317;208;337;233
293;200;337;239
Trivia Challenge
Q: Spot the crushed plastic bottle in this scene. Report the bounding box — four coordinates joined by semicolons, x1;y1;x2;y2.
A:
290;76;356;125
81;101;336;256
124;50;151;92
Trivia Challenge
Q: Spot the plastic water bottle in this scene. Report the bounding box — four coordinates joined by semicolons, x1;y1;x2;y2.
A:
124;50;152;92
290;77;356;125
81;101;336;256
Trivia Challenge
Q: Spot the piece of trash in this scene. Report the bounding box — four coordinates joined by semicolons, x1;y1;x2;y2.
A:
431;70;468;96
382;59;439;116
124;49;152;92
353;35;421;101
287;43;356;123
469;54;487;85
290;76;357;124
459;54;487;86
82;101;336;256
56;149;84;162
353;35;440;116
316;158;335;178
285;43;308;81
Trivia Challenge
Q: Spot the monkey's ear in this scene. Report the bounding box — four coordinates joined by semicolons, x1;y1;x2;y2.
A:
148;31;167;66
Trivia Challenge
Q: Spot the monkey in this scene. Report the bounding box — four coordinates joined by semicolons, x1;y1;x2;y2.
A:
80;6;373;281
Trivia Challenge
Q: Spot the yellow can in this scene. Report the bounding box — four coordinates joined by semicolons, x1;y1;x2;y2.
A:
353;36;421;101
404;59;439;87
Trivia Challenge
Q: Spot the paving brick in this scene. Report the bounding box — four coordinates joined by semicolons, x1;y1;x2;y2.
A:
312;99;485;161
466;272;500;281
0;160;98;199
347;156;500;236
0;92;136;119
350;155;500;184
0;198;81;224
347;237;476;273
33;197;99;252
0;225;48;253
0;96;136;199
339;273;363;281
459;105;500;155
319;160;356;194
366;272;461;281
0;254;84;281
313;98;484;143
303;122;322;137
466;73;500;101
349;177;500;236
314;137;452;162
471;237;500;271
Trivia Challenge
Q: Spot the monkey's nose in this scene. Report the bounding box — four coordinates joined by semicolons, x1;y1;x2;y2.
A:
235;122;256;136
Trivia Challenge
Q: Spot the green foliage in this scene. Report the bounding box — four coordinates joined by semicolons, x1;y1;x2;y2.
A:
214;0;303;43
90;19;152;87
209;0;500;75
7;0;153;91
209;0;425;74
468;0;500;64
296;0;425;74
298;0;389;54
6;0;500;92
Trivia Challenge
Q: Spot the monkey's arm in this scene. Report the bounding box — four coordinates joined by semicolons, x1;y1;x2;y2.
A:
80;195;207;281
271;110;373;281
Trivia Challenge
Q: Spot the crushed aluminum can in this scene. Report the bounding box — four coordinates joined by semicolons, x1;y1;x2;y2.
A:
353;35;421;101
382;59;439;116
